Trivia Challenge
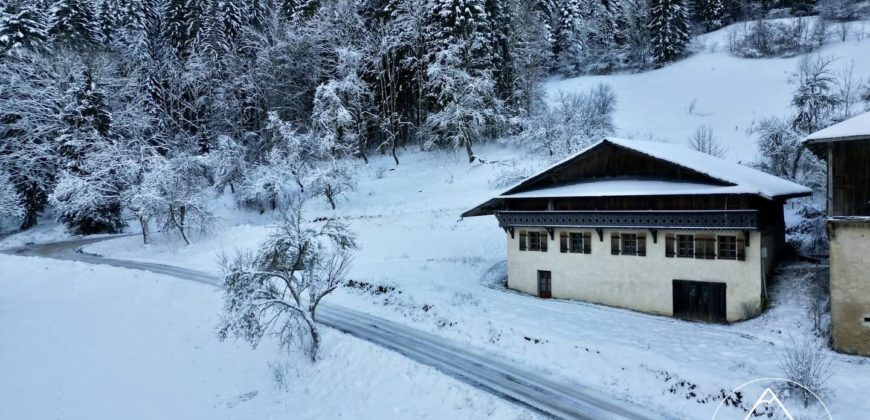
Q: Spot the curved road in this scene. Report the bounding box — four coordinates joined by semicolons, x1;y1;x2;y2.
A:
4;236;657;420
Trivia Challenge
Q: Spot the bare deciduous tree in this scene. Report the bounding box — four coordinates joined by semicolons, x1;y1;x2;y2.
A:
688;125;726;158
218;201;357;362
778;335;834;408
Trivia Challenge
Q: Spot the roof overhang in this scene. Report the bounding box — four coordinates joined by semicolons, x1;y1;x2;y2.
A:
803;135;870;160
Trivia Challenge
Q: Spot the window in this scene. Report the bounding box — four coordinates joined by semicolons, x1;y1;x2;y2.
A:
717;235;745;261
621;234;638;255
612;232;646;256
561;232;592;254
694;235;716;260
718;236;737;260
677;235;695;258
520;230;547;252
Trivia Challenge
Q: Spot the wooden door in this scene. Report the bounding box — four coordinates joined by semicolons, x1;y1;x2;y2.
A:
537;270;552;299
672;280;726;322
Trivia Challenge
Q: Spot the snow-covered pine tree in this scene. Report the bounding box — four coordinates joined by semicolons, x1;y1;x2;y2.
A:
0;50;74;230
622;0;652;67
554;0;585;75
312;48;371;161
48;0;99;46
114;0;162;63
422;42;504;162
292;0;321;20
649;0;690;63
95;0;117;43
52;69;126;233
219;0;243;49
423;0;505;161
0;3;48;56
165;0;192;56
279;0;297;20
425;0;495;76
693;0;726;33
506;0;553;112
246;0;271;30
57;69;111;173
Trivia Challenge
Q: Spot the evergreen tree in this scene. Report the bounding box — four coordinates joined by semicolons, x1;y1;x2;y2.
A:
48;0;99;46
279;0;297;20
425;0;495;76
57;69;112;173
0;4;48;56
52;68;125;233
219;0;243;48
247;0;271;29
649;0;690;63
95;0;117;42
555;0;585;75
693;0;726;32
165;0;191;56
292;0;321;20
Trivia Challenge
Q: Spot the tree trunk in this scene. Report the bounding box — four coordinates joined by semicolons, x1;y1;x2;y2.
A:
464;137;475;163
20;209;38;230
325;185;336;210
139;216;150;244
307;319;320;363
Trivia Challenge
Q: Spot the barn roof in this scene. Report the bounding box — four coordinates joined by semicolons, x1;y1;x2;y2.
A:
804;111;870;144
803;111;870;158
462;138;812;217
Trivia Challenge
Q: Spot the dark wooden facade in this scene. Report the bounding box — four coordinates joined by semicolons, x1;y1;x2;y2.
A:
826;140;870;216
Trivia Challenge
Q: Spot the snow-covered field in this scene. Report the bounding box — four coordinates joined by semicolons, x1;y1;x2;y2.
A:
3;18;870;420
0;254;535;420
50;144;864;419
547;20;870;162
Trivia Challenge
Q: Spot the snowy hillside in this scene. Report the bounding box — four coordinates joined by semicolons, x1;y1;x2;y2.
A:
546;19;870;162
61;143;869;419
3;3;870;418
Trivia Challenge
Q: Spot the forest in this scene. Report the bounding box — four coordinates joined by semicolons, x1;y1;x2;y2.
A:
1;0;868;240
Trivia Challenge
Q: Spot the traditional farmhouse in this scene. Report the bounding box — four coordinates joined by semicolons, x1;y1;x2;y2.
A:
463;138;811;322
804;111;870;356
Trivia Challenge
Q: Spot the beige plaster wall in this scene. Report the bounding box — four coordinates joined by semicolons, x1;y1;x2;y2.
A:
506;228;763;322
829;221;870;355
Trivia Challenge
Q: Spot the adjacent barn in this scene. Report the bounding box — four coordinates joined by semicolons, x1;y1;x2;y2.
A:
464;138;812;322
805;111;870;356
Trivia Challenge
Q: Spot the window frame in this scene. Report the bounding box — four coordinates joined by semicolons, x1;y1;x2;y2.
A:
676;234;695;258
621;233;638;256
717;235;738;260
522;230;547;252
569;232;584;253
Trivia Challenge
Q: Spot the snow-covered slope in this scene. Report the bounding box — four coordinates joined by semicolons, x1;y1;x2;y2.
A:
69;144;869;419
546;20;870;162
0;254;534;420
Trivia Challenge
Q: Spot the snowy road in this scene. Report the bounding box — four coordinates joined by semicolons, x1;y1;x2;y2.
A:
4;236;656;420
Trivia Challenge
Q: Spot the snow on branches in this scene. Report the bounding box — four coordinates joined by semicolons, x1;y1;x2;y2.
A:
218;200;357;362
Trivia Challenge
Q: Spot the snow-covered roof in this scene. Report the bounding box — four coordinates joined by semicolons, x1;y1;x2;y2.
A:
502;178;753;199
463;138;811;217
504;138;811;200
804;111;870;144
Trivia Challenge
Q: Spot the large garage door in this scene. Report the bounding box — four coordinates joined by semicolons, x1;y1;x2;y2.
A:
673;280;726;322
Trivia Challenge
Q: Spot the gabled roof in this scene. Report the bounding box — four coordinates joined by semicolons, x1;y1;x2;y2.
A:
462;138;812;217
804;111;870;144
803;111;870;158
